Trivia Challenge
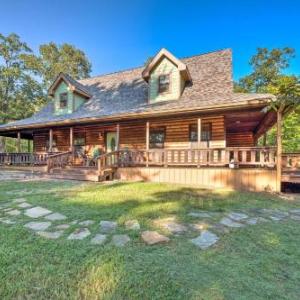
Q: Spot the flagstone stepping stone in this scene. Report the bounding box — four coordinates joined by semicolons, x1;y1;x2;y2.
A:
91;234;107;245
268;211;289;221
245;217;258;225
13;198;27;203
6;209;21;216
125;220;140;230
45;213;67;221
227;212;248;221
37;231;64;239
3;208;14;212
68;228;91;240
0;219;16;225
188;212;212;218
112;234;130;247
70;220;78;225
220;217;244;228
99;221;117;233
289;209;300;215
17;202;32;209
25;206;52;218
55;224;70;230
290;215;300;221
24;221;52;231
154;217;187;234
78;220;95;226
141;231;170;245
190;230;219;249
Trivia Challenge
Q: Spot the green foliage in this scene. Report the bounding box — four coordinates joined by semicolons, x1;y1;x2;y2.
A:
24;42;92;88
0;33;44;123
236;47;300;151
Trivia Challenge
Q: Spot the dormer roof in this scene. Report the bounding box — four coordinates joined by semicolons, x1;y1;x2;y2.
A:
142;48;192;82
48;72;92;98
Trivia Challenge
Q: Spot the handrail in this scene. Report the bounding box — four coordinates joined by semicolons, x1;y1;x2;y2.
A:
47;151;73;173
0;152;50;166
96;147;280;170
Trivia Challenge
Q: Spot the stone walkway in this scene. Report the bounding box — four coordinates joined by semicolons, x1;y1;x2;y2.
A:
1;195;300;250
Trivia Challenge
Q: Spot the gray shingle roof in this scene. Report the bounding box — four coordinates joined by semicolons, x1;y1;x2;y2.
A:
0;49;274;131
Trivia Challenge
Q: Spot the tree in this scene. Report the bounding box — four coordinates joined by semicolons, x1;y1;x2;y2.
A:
0;33;44;151
236;48;300;191
25;42;92;88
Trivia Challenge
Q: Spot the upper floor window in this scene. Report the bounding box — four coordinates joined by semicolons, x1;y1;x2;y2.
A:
201;123;212;141
158;75;170;94
59;93;68;109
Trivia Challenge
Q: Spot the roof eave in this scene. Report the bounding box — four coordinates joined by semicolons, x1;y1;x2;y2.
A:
0;97;273;133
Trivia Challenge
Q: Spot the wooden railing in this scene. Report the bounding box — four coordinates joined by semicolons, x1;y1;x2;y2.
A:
97;147;278;173
0;152;50;166
282;153;300;170
47;151;73;173
97;151;119;175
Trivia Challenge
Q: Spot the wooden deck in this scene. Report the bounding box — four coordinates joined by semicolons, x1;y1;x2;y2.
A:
1;148;299;191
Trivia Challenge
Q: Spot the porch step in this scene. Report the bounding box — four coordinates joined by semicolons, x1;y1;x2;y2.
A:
282;171;300;184
48;173;100;182
48;166;116;182
52;167;98;176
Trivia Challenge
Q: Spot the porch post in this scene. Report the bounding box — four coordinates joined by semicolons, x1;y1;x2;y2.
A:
116;123;120;150
197;118;201;148
70;127;74;152
276;109;283;193
17;132;21;153
146;121;150;167
49;129;53;152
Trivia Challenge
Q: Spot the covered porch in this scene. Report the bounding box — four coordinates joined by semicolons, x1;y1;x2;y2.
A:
0;106;299;190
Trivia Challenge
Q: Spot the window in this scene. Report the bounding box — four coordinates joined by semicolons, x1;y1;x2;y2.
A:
189;124;198;142
158;75;170;94
59;93;68;109
201;123;212;141
149;129;165;149
74;135;85;146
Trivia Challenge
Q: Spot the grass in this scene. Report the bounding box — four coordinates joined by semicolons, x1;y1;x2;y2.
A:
0;180;300;299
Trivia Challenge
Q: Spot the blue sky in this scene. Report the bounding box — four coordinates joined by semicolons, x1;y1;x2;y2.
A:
0;0;299;80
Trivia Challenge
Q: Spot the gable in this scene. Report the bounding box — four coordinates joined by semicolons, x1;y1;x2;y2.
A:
53;80;86;115
149;57;183;102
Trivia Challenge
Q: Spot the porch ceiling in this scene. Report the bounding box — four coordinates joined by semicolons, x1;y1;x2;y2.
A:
225;108;277;136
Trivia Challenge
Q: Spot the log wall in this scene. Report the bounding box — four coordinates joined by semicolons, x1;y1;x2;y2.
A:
116;167;277;192
32;114;252;152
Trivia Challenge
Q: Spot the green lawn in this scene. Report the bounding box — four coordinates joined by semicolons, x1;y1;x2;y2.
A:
0;180;300;300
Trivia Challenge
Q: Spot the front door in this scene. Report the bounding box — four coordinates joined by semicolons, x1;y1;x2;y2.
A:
106;132;117;153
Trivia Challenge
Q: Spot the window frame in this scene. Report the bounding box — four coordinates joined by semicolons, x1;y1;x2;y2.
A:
149;128;166;149
189;124;198;142
157;74;171;94
59;92;68;109
201;122;212;142
74;134;86;147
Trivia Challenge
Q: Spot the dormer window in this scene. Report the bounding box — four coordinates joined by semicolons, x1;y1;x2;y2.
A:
158;75;170;94
59;93;68;109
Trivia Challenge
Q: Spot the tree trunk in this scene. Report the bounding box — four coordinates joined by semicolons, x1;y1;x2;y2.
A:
276;108;283;192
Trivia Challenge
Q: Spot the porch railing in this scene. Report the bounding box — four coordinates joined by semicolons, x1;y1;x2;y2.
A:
47;151;73;173
97;147;278;174
282;153;300;170
0;152;50;166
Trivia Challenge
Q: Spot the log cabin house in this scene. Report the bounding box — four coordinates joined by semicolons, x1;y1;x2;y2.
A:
0;48;299;191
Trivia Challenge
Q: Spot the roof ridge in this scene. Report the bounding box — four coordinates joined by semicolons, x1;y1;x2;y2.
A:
79;48;232;83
